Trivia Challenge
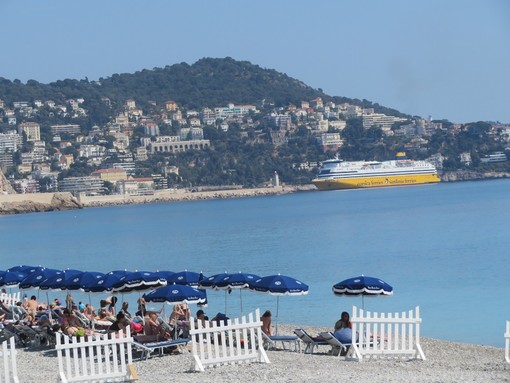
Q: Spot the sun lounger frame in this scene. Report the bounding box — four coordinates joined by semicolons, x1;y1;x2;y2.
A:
293;328;329;354
262;332;300;352
132;337;190;360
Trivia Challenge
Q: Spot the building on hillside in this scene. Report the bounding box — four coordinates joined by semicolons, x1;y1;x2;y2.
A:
362;113;406;132
124;99;136;110
135;147;148;161
58;176;104;195
165;101;179;111
149;136;211;154
0;131;22;153
51;124;81;135
328;120;347;131
317;133;343;153
116;177;155;195
214;103;257;119
18;122;41;141
91;168;127;184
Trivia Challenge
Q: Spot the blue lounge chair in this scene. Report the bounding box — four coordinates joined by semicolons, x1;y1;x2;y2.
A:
262;332;300;352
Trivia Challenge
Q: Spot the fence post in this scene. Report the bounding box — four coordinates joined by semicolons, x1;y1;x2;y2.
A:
505;321;510;363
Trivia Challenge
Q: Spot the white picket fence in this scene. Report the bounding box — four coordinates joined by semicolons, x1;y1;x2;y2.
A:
349;306;426;362
189;308;270;372
55;327;136;383
505;321;510;363
0;292;20;307
0;337;18;383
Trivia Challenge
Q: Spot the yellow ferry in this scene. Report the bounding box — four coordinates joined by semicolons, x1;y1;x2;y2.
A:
312;153;441;190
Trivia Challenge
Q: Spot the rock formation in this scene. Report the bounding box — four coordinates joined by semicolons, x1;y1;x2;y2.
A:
0;168;16;194
0;192;83;215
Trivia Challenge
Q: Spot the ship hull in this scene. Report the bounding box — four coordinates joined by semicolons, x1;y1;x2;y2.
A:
313;173;441;190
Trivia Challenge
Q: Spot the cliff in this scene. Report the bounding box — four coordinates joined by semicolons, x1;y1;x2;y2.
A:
0;192;83;215
0;168;16;194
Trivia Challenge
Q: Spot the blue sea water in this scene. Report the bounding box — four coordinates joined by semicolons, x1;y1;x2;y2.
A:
1;179;509;347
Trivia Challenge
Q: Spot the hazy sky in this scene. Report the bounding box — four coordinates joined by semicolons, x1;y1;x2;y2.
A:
1;0;509;123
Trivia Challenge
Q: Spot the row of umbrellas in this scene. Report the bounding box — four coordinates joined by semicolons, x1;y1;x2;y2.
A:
1;265;393;314
0;266;311;296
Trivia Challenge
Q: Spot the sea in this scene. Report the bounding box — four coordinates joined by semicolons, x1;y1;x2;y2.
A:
1;179;509;347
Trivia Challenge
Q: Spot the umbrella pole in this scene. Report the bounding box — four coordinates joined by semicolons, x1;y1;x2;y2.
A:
240;290;243;313
275;296;279;336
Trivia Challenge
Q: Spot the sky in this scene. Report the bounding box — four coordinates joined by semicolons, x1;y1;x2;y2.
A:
1;0;509;123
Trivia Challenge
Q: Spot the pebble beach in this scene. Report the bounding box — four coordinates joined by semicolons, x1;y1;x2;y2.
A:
15;324;510;383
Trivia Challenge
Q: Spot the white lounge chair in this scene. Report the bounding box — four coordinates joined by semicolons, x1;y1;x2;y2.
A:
293;328;329;354
318;331;352;357
262;332;300;352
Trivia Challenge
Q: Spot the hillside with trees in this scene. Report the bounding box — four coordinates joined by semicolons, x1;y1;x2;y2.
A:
0;57;509;193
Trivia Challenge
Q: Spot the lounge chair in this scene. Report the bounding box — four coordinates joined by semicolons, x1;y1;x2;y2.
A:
293;328;329;354
262;332;300;352
132;334;190;360
318;331;352;357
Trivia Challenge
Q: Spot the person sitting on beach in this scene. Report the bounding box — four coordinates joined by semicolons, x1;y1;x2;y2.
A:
136;296;147;317
195;309;208;328
333;311;357;352
60;308;89;337
109;311;130;335
261;310;272;336
24;295;39;317
144;312;170;340
120;301;132;319
334;311;352;331
83;304;97;321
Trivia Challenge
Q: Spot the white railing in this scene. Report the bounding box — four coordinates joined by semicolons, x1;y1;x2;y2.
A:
0;292;20;307
0;337;19;383
505;321;510;363
349;306;426;362
189;308;270;372
55;327;136;383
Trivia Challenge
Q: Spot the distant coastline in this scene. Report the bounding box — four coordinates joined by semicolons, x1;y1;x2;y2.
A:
0;185;316;215
1;172;510;215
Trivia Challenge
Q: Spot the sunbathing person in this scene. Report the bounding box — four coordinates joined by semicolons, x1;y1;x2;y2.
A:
109;311;130;334
261;310;272;336
24;295;39;317
145;312;170;340
60;309;89;337
334;311;352;331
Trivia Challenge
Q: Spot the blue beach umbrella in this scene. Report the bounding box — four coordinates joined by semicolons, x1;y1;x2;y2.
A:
19;268;63;290
103;270;131;292
0;271;28;288
112;271;166;293
144;284;207;306
7;265;43;274
64;271;105;291
332;275;393;309
215;272;261;313
250;274;309;334
166;270;204;288
154;270;175;283
38;269;82;291
198;272;229;290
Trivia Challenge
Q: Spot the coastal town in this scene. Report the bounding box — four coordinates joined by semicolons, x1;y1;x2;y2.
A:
1;93;509;197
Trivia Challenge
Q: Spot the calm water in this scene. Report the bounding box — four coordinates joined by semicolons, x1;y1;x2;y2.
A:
1;179;509;347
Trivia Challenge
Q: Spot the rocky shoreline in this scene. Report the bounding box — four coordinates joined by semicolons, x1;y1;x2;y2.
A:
0;185;315;215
